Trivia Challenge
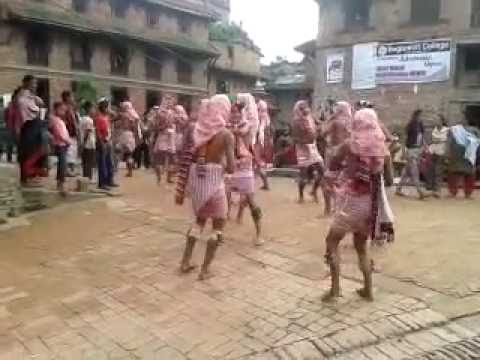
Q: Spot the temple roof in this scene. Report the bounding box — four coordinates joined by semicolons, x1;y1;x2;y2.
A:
5;2;218;57
143;0;216;20
209;22;263;56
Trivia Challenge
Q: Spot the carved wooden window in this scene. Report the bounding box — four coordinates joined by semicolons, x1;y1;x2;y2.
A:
110;46;129;76
178;14;191;34
111;87;128;107
343;0;371;31
146;90;161;110
111;0;129;18
147;8;159;28
411;0;440;25
464;46;480;72
26;29;49;66
71;37;92;71
177;59;192;84
472;0;480;27
73;0;88;13
145;47;163;81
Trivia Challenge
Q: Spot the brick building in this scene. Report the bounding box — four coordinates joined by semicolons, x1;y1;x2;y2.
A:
208;22;263;96
311;0;480;129
263;60;313;130
0;0;230;114
206;0;229;21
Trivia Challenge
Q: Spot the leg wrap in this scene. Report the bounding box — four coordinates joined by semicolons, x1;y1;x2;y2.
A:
325;250;339;269
215;231;225;245
207;235;220;248
200;232;221;274
189;224;204;239
251;206;263;222
324;251;332;266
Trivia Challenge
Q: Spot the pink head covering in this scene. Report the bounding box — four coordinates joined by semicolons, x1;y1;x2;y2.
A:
119;101;140;121
174;104;189;129
193;94;231;148
161;93;177;109
257;100;270;146
257;100;270;127
196;99;209;122
334;101;353;119
237;93;259;146
351;109;386;159
293;100;315;129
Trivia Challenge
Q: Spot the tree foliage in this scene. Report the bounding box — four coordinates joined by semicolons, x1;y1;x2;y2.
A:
73;79;97;110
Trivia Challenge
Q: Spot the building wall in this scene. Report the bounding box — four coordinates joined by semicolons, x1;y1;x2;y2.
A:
268;89;311;130
212;41;261;76
314;0;480;130
206;0;230;20
22;0;211;45
208;71;256;95
0;0;213;114
207;41;261;96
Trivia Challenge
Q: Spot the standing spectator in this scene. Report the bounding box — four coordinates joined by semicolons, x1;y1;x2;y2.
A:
427;115;449;197
2;88;22;163
79;101;96;180
17;75;48;186
446;119;480;199
396;110;427;199
134;112;151;169
95;98;117;190
49;102;71;196
61;91;79;176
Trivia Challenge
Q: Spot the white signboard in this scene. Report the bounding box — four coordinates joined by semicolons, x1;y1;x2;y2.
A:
375;39;451;84
1;94;11;108
352;43;377;90
326;53;344;83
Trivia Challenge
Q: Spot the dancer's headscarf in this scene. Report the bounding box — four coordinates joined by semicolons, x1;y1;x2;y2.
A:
293;100;316;139
333;101;352;123
193;94;231;148
161;93;177;109
257;100;270;146
237;93;259;146
351;109;386;172
119;101;140;121
174;104;189;129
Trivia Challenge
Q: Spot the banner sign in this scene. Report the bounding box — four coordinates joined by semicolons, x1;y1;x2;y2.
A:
375;39;451;84
326;53;344;83
352;43;377;90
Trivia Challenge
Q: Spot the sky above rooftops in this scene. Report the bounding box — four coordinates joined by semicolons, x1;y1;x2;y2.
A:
230;0;318;64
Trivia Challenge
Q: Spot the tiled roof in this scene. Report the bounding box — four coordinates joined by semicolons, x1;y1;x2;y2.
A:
144;0;216;20
6;2;218;57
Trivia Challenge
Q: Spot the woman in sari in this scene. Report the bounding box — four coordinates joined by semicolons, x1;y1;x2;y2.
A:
17;75;48;186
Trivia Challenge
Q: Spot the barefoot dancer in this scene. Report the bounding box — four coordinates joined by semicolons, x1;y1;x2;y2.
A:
117;101;140;177
292;101;326;207
178;95;235;280
150;95;177;184
322;109;387;302
255;99;271;190
173;104;189;156
230;94;265;246
322;101;353;214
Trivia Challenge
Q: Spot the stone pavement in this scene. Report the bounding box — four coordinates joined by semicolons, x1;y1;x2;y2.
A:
0;174;480;359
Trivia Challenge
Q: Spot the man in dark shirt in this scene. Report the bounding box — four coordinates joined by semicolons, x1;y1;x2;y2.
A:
396;109;426;199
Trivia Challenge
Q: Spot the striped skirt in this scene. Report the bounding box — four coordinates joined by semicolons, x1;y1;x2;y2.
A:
187;163;227;219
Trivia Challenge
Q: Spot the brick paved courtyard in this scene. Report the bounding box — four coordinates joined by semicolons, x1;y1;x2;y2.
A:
1;174;480;359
